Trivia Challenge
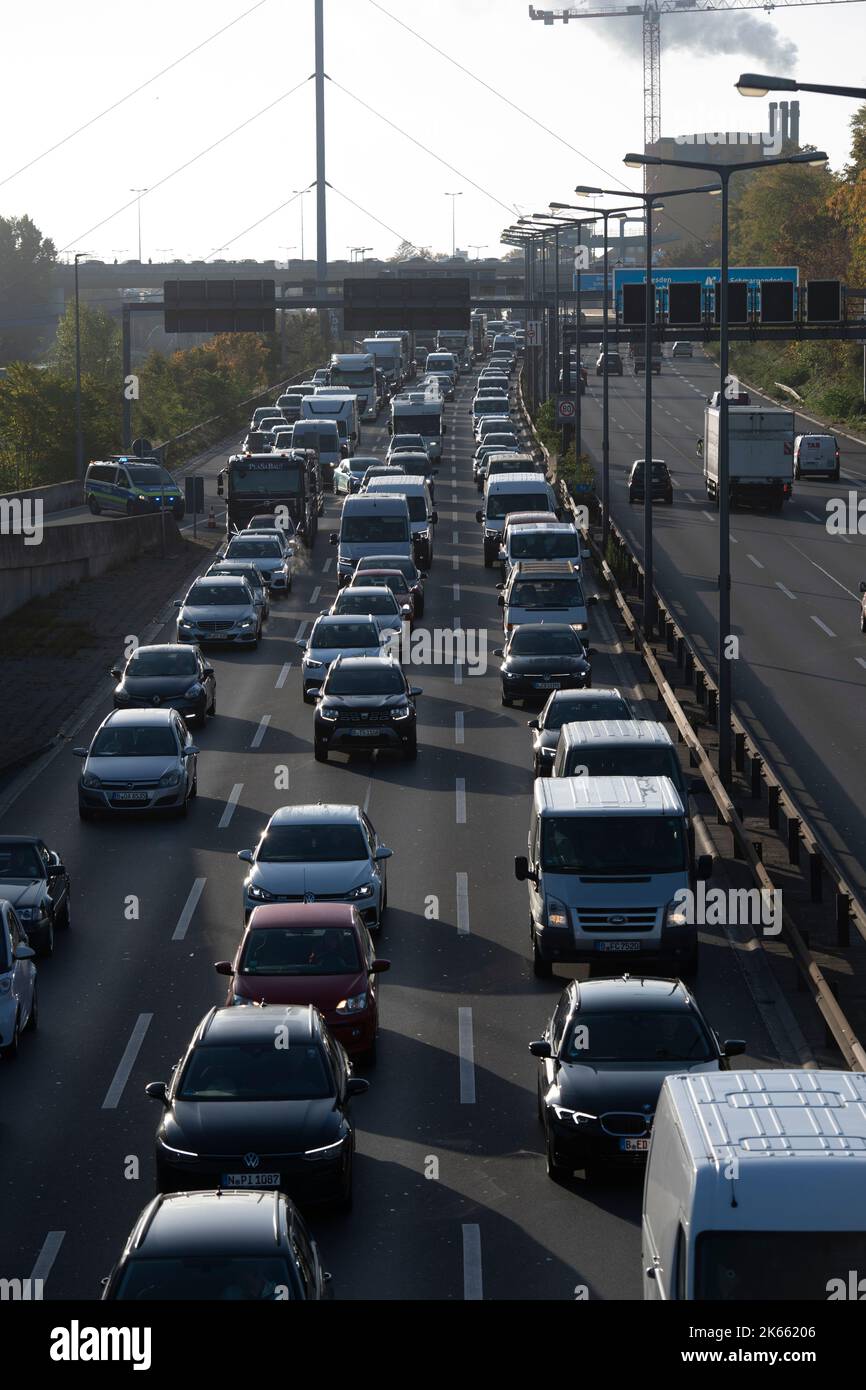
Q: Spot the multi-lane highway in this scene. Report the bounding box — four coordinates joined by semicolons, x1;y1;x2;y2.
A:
0;359;788;1302
582;352;866;901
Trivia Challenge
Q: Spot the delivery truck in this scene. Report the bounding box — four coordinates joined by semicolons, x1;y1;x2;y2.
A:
699;403;794;511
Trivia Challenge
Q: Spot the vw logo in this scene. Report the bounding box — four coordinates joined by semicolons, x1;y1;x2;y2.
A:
243;1152;260;1170
609;914;626;925
151;695;161;704
304;893;316;904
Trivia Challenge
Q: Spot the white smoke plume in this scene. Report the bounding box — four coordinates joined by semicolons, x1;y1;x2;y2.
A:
587;10;798;67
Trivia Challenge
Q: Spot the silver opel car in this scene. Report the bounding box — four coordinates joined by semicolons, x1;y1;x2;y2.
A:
175;575;261;647
75;709;199;820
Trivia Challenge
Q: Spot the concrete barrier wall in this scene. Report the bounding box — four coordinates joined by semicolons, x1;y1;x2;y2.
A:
0;478;81;514
0;514;180;620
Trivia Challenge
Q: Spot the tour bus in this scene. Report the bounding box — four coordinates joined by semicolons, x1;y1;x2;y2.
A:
301;392;361;456
389;388;445;462
328;353;378;421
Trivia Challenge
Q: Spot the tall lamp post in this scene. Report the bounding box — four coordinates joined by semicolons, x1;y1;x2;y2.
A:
444;191;463;257
293;189;308;261
73;252;91;482
129;189;147;262
736;72;866;100
624;148;827;787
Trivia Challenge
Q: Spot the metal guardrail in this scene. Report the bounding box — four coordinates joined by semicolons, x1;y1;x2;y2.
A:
512;382;866;1071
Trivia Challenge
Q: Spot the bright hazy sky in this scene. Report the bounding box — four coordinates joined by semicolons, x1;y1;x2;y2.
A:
2;0;864;265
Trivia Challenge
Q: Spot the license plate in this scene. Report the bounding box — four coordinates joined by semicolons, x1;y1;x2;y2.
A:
533;680;557;689
111;792;149;802
221;1173;280;1188
350;727;383;736
596;940;641;951
620;1137;649;1152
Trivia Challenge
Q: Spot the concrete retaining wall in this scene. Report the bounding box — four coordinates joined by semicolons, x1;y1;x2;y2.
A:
0;478;81;514
0;514;180;620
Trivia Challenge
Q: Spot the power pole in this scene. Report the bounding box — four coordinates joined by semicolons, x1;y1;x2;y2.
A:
314;0;327;285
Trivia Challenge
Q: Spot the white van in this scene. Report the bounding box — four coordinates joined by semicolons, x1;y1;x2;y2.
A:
477;473;559;567
289;419;344;491
330;493;413;586
515;775;712;977
364;476;438;568
794;432;840;480
643;1070;866;1301
500;560;596;635
301;393;360;455
500;522;581;578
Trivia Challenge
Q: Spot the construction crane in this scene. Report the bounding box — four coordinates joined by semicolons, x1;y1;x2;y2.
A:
529;1;865;154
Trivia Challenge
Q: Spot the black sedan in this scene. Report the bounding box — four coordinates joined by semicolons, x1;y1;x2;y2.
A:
102;1190;332;1300
147;1004;368;1208
111;644;216;727
0;835;70;957
530;976;745;1182
527;687;634;777
494;624;592;706
628;458;673;505
312;655;422;763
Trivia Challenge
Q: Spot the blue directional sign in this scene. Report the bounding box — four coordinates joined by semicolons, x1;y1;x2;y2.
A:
612;265;798;315
571;273;605;293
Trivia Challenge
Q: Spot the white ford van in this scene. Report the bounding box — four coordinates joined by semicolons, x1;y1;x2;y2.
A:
477;473;559;567
330;494;412;585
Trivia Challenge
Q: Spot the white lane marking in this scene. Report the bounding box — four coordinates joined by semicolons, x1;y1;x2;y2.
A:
294;620;308;640
453;583;460;600
856;657;866;671
462;1224;483;1301
172;877;206;942
454;661;463;686
102;1013;153;1110
363;765;376;813
701;510;715;523
458;1007;476;1104
785;539;860;600
30;1231;65;1287
452;554;460;570
310;586;321;605
275;662;292;689
456;871;470;935
746;553;764;569
455;711;464;744
776;582;797;600
804;510;822;523
452;529;459;544
811;615;836;638
219;783;243;829
455;777;467;823
684;492;695;502
730;534;739;544
251;714;271;748
322;557;332;573
451;492;457;502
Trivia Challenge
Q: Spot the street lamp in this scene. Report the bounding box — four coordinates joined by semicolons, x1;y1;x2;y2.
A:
469;244;487;259
73;252;92;482
444;191;463;257
528;213;597;465
129;189;148;262
292;188;314;260
736;72;866;99
624;148;827;787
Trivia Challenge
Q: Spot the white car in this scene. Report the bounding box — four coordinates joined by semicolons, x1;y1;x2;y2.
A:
794;433;840;480
330;584;409;638
499;561;597;636
0;899;37;1059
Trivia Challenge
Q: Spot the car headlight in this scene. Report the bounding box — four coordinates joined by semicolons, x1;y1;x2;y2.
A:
484;528;499;539
348;882;375;901
664;898;691;929
572;623;587;632
301;1136;347;1161
158;1140;199;1161
304;659;324;669
137;494;147;502
336;992;368;1014
184;683;203;698
16;906;45;922
239;620;255;630
177;619;193;630
247;884;275;902
391;703;411;720
546;898;569;929
0;978;11;995
114;688;130;701
551;1105;597;1126
158;770;182;788
81;772;102;789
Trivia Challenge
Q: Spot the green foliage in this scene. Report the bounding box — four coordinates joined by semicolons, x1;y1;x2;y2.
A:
0;362;117;490
49;301;121;382
0;214;56;364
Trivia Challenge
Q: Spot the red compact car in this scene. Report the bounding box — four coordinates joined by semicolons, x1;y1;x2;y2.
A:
215;903;389;1061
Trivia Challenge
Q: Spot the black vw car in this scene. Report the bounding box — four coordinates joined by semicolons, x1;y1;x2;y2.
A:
530;976;744;1182
312;655;422;763
628;458;673;505
0;836;70;957
111;644;216;727
494;624;592;706
147;1004;368;1208
527;687;634;777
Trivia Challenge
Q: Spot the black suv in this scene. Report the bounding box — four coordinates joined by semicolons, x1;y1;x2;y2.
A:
313;656;422;762
102;1190;332;1300
0;836;70;957
628;458;673;505
595;351;623;376
493;624;592;706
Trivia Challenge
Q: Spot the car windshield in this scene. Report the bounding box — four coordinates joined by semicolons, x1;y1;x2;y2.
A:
511;533;579;561
311;620;379;648
257;823;368;862
115;1257;296;1301
240;926;362;976
488;493;550;520
561;1010;714;1063
230;462;301;496
127;650;198;677
541;814;688;874
354;573;407;595
177;1041;332;1100
0;843;43;879
543;697;631;730
564;747;680;789
394;414;441;436
694;1232;866;1301
392;436;424;449
212;568;262;592
126;466;174;487
336;591;398;616
186;583;250;605
357;558;414;581
342;517;409;543
91;725;178;757
226;540;281;560
510;627;582;655
325;666;405;695
510;578;584;609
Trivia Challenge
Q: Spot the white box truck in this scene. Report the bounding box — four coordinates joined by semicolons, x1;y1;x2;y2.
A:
642;1069;866;1300
363;337;404;391
301;392;361;456
328;353;379;420
700;404;794;511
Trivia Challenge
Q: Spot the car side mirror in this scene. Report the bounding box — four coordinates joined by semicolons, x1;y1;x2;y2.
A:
347;1078;370;1098
722;1039;747;1058
495;583;504;591
203;664;215;676
475;510;483;524
528;1040;552;1059
217;477;224;496
860;581;866;594
296;639;307;650
497;595;504;606
13;943;36;961
492;647;503;658
174;599;184;608
696;853;713;881
409;686;423;697
515;855;536;883
307;689;322;701
183;746;200;756
329;532;338;544
374;846;393;861
431;511;439;524
145;1081;168;1105
237;849;254;864
527;719;539;730
72;747;88;757
214;961;234;976
587;594;599;606
49;861;66;876
371;959;391;974
110;666;122;679
584;648;596;658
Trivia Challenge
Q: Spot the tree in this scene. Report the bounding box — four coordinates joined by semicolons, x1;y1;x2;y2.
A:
387;241;432;262
844;104;866;182
49;301;121;382
0;214;57;364
728;161;848;280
